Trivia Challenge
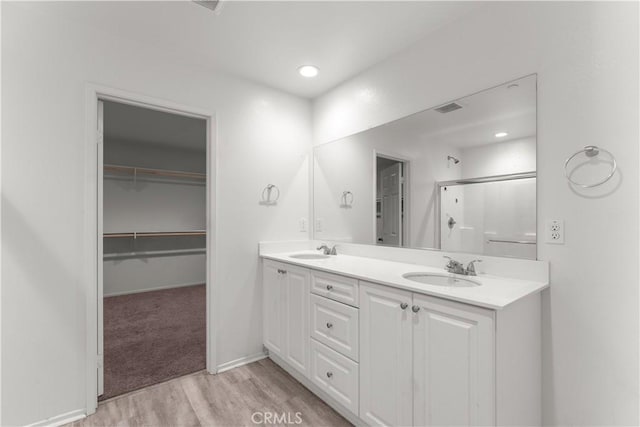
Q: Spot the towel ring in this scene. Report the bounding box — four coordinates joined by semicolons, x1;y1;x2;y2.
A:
564;145;617;188
261;184;280;204
341;191;354;207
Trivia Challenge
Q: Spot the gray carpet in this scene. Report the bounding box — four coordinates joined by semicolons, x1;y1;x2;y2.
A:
101;284;206;400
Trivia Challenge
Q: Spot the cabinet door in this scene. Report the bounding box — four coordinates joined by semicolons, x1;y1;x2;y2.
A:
413;294;495;427
263;260;285;357
359;281;413;426
283;265;311;376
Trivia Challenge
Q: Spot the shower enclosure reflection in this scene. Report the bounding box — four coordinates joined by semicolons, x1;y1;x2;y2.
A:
438;174;536;259
313;74;537;259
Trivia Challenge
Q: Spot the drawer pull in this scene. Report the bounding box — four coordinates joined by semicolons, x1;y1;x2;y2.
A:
326;371;333;378
277;269;287;274
326;284;333;290
326;322;333;329
400;302;408;310
412;305;420;313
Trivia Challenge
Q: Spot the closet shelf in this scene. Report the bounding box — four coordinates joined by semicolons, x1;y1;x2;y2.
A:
104;231;206;239
103;248;206;260
104;164;206;181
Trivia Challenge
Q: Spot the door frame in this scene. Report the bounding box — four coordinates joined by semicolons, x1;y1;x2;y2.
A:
372;150;410;247
84;84;218;415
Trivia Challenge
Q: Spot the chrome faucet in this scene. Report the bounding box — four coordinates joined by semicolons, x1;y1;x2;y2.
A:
465;259;482;276
443;256;465;274
317;244;337;255
444;256;482;276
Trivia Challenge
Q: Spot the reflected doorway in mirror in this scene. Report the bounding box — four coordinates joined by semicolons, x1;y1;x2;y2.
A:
375;153;409;247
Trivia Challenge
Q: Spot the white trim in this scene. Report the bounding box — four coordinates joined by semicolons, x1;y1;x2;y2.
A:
103;281;205;298
84;83;218;415
0;2;3;424
96;99;104;396
216;352;268;374
25;409;86;427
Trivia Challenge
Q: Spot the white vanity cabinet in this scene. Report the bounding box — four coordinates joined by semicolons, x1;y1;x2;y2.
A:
359;281;494;426
412;292;494;427
262;260;311;377
359;280;539;427
262;257;542;427
359;282;413;426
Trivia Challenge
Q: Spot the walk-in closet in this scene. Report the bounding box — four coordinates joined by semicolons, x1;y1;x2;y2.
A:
100;101;207;400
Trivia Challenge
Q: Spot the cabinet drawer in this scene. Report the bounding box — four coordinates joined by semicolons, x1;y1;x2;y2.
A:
310;339;359;415
310;294;359;361
311;271;359;307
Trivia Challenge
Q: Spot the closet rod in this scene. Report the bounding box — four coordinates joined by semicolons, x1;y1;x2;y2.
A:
104;231;206;238
104;164;206;181
103;248;206;260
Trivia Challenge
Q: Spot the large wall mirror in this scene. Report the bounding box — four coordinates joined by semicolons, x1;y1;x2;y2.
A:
313;74;537;259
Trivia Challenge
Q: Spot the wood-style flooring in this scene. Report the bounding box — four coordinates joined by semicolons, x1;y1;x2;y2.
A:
69;358;351;427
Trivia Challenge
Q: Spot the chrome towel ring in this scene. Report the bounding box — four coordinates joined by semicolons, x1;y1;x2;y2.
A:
564;145;617;188
261;184;280;204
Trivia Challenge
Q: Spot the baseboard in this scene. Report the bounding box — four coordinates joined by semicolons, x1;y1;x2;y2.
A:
103;281;205;297
216;351;267;373
269;353;365;426
25;409;86;427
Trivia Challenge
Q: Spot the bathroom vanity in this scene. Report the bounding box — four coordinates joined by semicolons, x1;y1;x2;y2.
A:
261;74;547;426
260;243;548;427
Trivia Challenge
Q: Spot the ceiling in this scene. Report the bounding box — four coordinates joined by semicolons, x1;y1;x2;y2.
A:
32;1;479;98
104;101;207;151
378;74;537;148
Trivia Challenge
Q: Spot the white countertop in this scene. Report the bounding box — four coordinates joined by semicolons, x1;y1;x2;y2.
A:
261;251;549;310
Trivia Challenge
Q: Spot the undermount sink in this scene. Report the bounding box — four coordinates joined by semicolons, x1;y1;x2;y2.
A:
403;273;480;287
289;253;330;260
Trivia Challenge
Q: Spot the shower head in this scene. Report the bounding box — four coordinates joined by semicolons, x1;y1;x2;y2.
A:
447;155;460;165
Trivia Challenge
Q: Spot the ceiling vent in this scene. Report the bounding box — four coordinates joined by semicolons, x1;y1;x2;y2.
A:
194;0;221;13
435;102;463;114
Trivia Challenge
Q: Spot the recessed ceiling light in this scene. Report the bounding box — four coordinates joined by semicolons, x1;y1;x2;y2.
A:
495;132;509;138
298;65;319;78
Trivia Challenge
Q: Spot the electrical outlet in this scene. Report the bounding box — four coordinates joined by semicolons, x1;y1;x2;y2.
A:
298;218;307;232
545;220;564;244
315;218;323;232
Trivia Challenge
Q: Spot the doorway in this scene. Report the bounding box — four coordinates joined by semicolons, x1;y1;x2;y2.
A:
98;100;209;399
375;154;408;246
85;85;216;413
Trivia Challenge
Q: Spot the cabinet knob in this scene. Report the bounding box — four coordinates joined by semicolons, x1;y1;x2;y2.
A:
400;302;408;310
326;322;333;329
326;285;333;291
326;372;333;378
412;305;420;313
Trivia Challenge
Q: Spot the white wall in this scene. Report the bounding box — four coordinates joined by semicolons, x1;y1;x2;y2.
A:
103;255;206;297
313;2;639;425
103;140;207;296
1;3;311;425
461;136;536;178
